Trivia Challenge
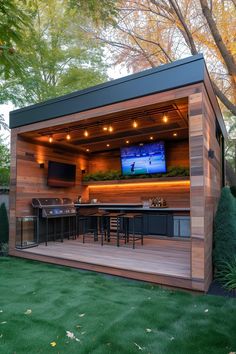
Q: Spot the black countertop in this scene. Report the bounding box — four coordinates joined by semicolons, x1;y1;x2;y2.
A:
74;203;190;212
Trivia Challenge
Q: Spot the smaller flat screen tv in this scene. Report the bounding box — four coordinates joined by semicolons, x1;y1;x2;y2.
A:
120;141;166;176
47;161;76;187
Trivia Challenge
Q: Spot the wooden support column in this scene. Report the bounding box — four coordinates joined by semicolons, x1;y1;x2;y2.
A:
189;92;205;291
9;129;18;253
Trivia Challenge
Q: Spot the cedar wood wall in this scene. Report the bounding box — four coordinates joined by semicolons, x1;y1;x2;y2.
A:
9;83;223;292
189;90;221;291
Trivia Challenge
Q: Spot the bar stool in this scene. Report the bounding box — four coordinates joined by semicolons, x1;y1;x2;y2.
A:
118;213;144;249
81;211;109;244
102;212;125;246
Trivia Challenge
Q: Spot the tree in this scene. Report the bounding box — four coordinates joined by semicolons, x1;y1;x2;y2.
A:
0;0;31;78
0;0;108;106
91;0;236;116
0;135;10;186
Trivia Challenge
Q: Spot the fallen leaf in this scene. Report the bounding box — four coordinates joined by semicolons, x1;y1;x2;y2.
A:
79;313;85;317
134;342;144;351
66;330;80;342
146;328;152;333
24;309;32;315
50;341;56;347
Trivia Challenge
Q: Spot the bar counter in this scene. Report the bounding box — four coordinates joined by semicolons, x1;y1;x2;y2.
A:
74;203;190;237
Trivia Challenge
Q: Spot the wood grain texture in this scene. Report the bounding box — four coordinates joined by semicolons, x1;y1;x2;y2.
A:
87;181;190;207
9;237;192;289
88;139;189;174
15;137;87;217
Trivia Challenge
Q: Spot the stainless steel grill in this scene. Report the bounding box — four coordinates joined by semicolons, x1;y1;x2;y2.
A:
32;197;77;245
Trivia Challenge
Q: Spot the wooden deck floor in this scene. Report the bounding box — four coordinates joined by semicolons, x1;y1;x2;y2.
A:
22;237;191;280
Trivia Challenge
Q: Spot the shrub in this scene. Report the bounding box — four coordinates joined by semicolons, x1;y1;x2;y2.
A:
216;257;236;291
230;186;236;198
213;187;236;273
0;242;8;256
0;203;9;244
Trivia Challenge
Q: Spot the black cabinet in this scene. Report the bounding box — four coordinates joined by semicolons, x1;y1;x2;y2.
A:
128;213;173;237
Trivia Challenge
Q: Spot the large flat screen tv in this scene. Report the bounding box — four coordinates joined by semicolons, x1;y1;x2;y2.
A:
47;161;76;187
120;141;166;176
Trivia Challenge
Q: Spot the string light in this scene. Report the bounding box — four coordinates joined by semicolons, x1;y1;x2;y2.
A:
106;143;110;147
66;132;71;141
150;136;154;140
84;129;89;137
103;126;108;131
163;114;168;123
126;140;130;144
132;120;138;128
86;148;90;152
173;132;177;137
108;125;113;132
48;135;53;143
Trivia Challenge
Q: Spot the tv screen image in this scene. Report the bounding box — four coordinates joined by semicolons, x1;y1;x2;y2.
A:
120;141;166;176
47;161;76;187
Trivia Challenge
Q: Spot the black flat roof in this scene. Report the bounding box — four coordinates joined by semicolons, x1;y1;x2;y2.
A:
10;54;226;136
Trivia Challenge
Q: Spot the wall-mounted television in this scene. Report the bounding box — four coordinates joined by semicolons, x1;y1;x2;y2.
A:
47;161;76;187
120;141;166;176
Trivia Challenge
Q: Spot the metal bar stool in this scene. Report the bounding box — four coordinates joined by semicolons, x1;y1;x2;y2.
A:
118;213;144;249
102;212;125;246
79;211;108;244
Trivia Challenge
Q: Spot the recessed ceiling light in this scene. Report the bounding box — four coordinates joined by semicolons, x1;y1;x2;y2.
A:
106;143;110;147
173;132;177;137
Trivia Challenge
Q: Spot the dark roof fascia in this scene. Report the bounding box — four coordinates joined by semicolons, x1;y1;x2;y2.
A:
10;54;205;129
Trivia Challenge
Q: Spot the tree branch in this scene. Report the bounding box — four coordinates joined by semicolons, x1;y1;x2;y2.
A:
212;81;236;116
199;0;236;78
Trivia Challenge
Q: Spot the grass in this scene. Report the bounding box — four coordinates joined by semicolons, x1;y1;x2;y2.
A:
0;258;236;354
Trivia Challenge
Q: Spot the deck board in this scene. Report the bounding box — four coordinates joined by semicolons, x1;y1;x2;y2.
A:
23;237;191;279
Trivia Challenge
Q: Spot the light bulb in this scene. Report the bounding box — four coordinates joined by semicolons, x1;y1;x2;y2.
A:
173;132;177;137
108;125;113;132
163;115;168;123
126;140;130;144
49;136;53;143
84;130;89;137
66;133;71;141
103;126;108;131
133;120;138;128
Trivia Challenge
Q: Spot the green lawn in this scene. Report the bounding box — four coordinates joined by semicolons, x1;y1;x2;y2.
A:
0;257;236;354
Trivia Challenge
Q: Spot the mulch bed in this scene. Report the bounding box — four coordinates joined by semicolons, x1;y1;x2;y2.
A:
207;280;236;298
